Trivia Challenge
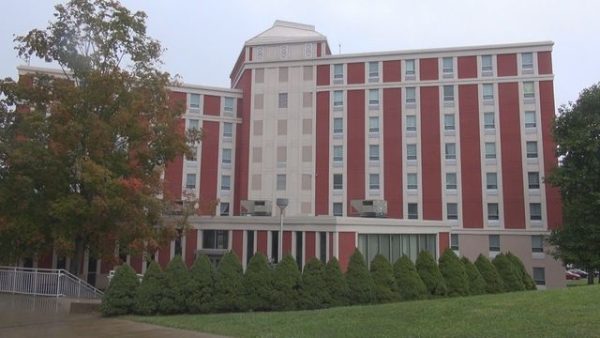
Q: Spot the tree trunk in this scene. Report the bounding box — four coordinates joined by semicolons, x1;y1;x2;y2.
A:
69;238;85;277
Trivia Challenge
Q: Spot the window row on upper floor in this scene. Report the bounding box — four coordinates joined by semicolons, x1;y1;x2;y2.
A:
186;93;237;115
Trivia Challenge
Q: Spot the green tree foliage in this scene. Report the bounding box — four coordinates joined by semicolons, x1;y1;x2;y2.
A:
134;261;165;315
159;255;190;314
416;250;447;297
393;255;427;301
438;249;469;297
0;0;191;268
187;254;215;313
323;257;349;307
547;83;600;284
493;253;525;292
506;252;536;290
461;257;487;295
299;258;329;310
474;254;504;294
345;249;375;305
242;252;273;311
271;254;301;311
370;255;398;303
101;264;138;316
213;251;243;312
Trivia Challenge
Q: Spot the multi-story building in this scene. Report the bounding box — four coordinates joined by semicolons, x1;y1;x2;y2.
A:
20;20;564;289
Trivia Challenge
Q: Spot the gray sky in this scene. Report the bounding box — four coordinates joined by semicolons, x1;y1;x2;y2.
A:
2;0;598;107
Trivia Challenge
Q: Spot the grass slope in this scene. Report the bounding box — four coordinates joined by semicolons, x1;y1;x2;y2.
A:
130;285;600;338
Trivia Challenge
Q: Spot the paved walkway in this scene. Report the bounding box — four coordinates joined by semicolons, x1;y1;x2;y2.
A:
0;294;228;338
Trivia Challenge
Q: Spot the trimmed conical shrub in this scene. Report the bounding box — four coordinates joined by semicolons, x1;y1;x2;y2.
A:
272;254;301;311
345;249;375;305
393;255;427;301
324;257;349;307
438;249;469;297
101;264;139;316
370;255;399;303
475;254;504;293
461;256;486;295
299;258;329;309
187;254;215;313
135;261;165;315
493;253;525;292
159;255;191;314
243;252;273;311
506;252;536;290
213;251;244;312
416;250;447;297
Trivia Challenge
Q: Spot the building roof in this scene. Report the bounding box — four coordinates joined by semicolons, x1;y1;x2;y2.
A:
245;20;327;46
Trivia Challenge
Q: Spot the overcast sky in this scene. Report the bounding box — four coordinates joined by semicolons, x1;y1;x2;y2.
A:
2;0;598;107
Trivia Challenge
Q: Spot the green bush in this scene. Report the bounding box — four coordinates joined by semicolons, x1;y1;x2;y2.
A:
323;257;349;307
187;254;215;313
299;258;329;310
475;254;504;293
493;253;525;292
438;249;469;297
101;264;139;316
272;254;301;311
158;255;191;314
370;255;399;303
135;261;165;315
213;251;244;312
461;257;486;295
243;252;273;311
393;255;427;301
345;249;375;305
416;250;447;297
506;252;536;290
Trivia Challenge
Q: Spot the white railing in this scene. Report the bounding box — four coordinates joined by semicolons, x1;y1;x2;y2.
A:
0;266;103;299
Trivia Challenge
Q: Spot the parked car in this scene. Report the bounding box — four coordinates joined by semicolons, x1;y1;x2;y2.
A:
566;270;581;280
569;268;588;278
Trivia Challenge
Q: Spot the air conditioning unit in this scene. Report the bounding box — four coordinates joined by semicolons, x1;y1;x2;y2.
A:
241;200;273;216
351;199;387;218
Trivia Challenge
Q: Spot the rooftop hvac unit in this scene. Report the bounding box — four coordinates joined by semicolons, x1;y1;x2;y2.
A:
241;200;273;216
350;199;387;218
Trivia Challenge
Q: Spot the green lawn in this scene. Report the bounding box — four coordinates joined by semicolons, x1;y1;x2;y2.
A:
130;285;600;338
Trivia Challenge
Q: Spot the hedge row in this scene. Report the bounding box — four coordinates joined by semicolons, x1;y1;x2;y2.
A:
101;249;536;316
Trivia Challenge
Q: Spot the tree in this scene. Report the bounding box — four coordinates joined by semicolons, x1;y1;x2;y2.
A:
461;257;486;295
415;250;447;297
213;251;243;312
299;258;329;310
0;0;192;271
474;254;504;294
271;254;301;311
547;83;600;284
101;264;138;316
242;252;273;311
345;249;375;305
493;253;525;292
134;261;164;315
438;249;469;297
506;252;536;290
393;255;427;301
187;254;215;313
370;255;398;303
159;255;190;314
323;257;349;307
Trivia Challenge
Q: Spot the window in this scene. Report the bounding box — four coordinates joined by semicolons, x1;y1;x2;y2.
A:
319;232;327;263
445;143;456;160
333;202;343;216
276;174;286;191
246;230;254;265
484;112;495;129
533;267;545;286
369;145;380;161
222;148;232;164
405;59;415;76
523;82;535;98
333;90;343;107
369;174;380;190
443;57;453;73
530;203;542;220
407;144;417;160
481;55;493;72
406;87;416;104
295;231;303;268
333;118;343;134
446;173;457;190
447;203;458;220
527;141;538;158
333;145;343;162
334;64;343;79
450;234;459;251
186;144;198;161
531;235;544;253
278;93;288;108
488;203;499;221
271;230;280;263
221;175;231;190
483;84;494;100
486;172;498;190
255;68;264;83
406;115;417;131
220;202;230;216
224;97;234;113
489;235;500;251
525;111;536;128
369;89;379;105
279;67;288;82
443;85;454;102
188;119;199;131
407;203;418;219
185;173;196;189
444;114;455;130
189;93;200;109
407;173;418;190
522;52;534;70
528;172;540;189
369;61;379;78
223;122;233;138
203;230;229;250
369;116;379;133
333;174;343;190
485;142;496;159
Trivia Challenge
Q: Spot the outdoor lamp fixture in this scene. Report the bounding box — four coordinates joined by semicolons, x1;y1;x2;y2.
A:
276;198;288;263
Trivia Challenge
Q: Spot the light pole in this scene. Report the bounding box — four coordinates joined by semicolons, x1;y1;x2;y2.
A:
276;198;288;263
